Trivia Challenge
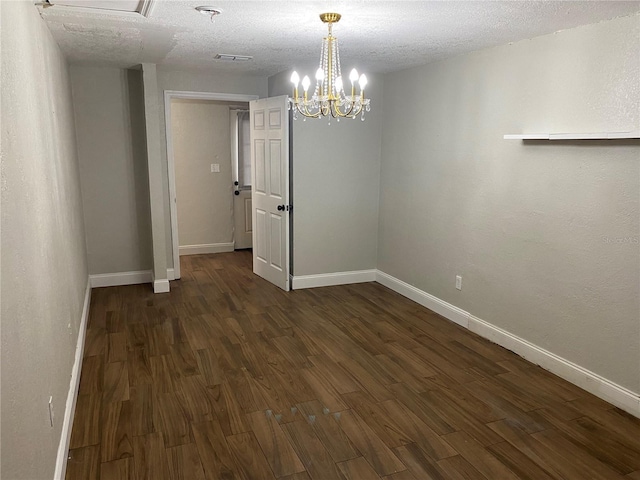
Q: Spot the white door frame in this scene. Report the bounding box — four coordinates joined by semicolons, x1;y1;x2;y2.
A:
164;90;259;279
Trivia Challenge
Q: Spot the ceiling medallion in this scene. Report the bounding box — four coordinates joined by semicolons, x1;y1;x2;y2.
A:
289;13;370;123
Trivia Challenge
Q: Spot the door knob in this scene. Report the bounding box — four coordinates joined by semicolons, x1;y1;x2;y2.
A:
277;205;285;211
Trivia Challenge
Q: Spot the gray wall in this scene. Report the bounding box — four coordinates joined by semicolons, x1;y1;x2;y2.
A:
157;69;268;270
378;14;640;393
1;1;89;478
269;70;383;276
171;99;238;248
71;66;152;275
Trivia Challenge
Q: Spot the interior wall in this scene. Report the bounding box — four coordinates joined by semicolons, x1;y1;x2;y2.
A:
378;14;640;393
71;66;152;275
268;70;383;276
1;1;89;478
171;99;240;249
156;69;267;270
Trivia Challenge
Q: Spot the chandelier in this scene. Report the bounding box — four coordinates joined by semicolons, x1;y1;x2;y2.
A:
289;13;370;122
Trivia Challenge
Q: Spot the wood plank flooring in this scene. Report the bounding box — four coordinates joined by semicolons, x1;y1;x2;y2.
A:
67;251;640;479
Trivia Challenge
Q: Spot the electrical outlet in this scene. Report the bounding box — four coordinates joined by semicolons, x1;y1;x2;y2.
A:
48;396;54;427
210;163;220;173
455;275;462;290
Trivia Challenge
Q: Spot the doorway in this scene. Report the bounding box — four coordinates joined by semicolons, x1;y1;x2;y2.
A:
231;108;252;250
164;91;258;279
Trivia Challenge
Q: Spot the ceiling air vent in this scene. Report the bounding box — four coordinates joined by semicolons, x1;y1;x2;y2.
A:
214;54;253;62
44;0;156;17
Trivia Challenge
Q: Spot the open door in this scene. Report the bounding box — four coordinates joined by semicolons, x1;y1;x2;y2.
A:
232;109;252;250
250;96;290;291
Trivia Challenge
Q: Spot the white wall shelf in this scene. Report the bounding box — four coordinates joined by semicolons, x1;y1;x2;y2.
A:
504;130;640;140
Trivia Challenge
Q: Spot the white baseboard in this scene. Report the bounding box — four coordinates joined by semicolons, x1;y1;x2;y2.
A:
376;271;469;328
89;270;151;288
375;270;640;418
89;268;176;287
179;242;235;256
167;268;176;281
54;279;91;480
467;314;640;417
292;269;377;290
153;279;170;293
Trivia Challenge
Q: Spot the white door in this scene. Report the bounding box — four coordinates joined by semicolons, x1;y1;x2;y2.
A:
250;96;290;291
233;109;252;250
233;190;252;249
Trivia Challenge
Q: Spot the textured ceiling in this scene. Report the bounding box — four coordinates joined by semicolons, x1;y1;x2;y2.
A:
39;1;640;76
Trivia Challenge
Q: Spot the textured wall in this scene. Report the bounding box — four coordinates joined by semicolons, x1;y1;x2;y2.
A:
378;14;640;392
156;69;268;271
71;66;152;275
1;1;89;478
269;70;383;276
171;99;237;247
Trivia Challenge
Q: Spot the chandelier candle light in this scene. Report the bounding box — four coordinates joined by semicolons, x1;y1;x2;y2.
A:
289;13;370;122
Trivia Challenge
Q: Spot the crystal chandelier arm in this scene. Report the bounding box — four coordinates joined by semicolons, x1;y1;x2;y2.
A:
333;102;362;118
321;101;331;117
295;103;321;119
304;101;322;118
291;97;322;119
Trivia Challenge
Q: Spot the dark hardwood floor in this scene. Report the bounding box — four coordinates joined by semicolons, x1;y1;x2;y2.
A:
66;251;640;479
